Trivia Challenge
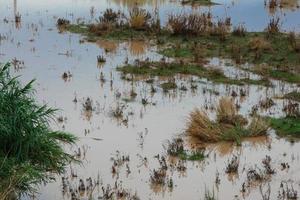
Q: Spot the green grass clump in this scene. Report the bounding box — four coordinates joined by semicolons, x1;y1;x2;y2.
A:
0;63;77;199
284;91;300;102
270;117;300;137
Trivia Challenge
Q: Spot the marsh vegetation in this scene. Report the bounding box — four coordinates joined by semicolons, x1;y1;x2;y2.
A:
1;0;300;199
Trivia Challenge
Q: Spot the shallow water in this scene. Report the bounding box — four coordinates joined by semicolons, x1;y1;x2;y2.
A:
1;0;300;199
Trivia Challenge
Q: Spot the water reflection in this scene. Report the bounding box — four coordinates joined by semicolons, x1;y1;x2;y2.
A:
266;0;300;14
96;39;119;54
111;0;166;8
129;40;148;56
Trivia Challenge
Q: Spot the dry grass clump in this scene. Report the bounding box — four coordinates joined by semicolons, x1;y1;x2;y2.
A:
100;8;119;23
129;7;151;30
89;22;114;36
268;0;278;8
186;97;269;143
167;13;212;36
249;37;272;51
167;13;230;40
89;9;121;35
247;116;270;136
266;17;280;35
249;37;272;59
186;109;222;142
216;97;247;126
210;19;230;41
232;24;246;37
288;31;300;52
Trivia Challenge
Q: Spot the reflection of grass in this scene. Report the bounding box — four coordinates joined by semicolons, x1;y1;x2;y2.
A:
181;0;218;5
117;61;270;86
0;63;77;198
111;0;166;8
270;117;300;137
204;188;217;200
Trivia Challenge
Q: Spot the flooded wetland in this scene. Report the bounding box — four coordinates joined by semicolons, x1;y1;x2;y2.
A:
1;0;300;200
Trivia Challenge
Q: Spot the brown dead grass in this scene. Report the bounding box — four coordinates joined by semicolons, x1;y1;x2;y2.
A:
249;37;272;51
247;116;270;136
129;7;151;30
216;97;247;126
186;97;269;143
186;109;222;142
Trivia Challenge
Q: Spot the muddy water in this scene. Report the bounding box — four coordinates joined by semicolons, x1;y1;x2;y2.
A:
0;0;300;199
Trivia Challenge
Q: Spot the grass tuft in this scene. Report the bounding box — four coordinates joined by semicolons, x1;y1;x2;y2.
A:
186;97;269;144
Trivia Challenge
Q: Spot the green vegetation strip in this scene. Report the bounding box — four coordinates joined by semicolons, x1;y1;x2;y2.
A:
117;62;270;86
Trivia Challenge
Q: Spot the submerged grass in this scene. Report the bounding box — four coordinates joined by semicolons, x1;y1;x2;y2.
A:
165;138;205;161
0;63;77;199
